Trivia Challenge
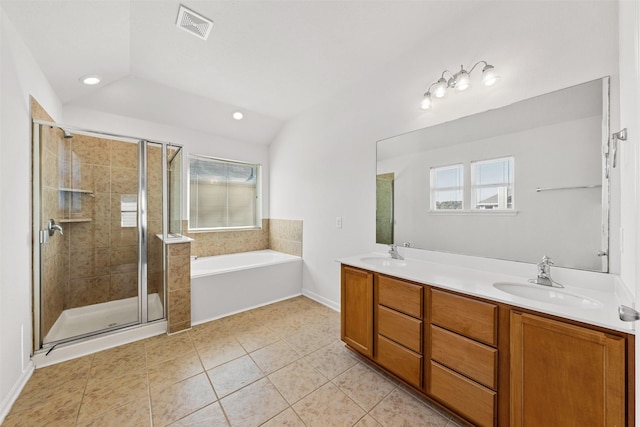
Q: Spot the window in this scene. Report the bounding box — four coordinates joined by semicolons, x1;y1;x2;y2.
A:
120;195;137;227
189;155;261;230
430;164;464;210
471;157;514;210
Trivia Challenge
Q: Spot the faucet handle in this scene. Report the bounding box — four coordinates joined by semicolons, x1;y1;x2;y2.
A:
541;255;554;265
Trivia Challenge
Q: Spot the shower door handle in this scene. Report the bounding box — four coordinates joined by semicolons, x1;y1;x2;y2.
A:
47;219;64;236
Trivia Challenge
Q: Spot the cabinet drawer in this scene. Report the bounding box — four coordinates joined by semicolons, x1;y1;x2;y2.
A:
378;275;422;318
430;361;496;427
376;335;422;388
431;325;497;389
431;289;497;346
378;305;422;353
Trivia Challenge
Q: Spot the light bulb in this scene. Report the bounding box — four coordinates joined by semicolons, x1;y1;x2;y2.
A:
482;64;498;86
455;70;470;91
433;78;448;99
420;93;432;110
232;111;244;120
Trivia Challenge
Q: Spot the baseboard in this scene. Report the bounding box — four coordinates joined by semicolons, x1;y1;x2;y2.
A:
302;289;339;312
0;360;34;424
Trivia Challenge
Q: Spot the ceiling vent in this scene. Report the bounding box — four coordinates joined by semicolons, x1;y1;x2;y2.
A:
176;5;213;41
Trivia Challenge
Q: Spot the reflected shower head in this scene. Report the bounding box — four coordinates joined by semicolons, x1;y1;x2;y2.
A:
60;128;73;139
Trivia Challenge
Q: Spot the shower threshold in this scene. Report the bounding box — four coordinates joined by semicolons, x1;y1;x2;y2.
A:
43;293;163;345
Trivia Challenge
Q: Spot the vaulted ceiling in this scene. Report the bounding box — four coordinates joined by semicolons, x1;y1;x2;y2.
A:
2;1;482;144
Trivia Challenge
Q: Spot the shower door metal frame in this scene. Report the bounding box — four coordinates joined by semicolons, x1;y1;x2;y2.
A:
32;120;180;353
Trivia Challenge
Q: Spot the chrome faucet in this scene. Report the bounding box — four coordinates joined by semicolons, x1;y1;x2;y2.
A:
388;244;404;260
529;255;563;288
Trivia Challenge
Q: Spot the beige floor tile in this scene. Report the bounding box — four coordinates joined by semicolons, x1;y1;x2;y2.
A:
150;373;216;426
234;324;280;352
250;340;301;374
148;351;204;394
195;335;247;370
20;355;92;395
168;402;229;426
9;377;86;415
283;327;335;356
268;359;328;404
354;415;383;427
333;363;396;411
292;382;365;427
76;397;152;427
261;408;306;427
369;388;449;427
78;371;148;423
304;340;358;380
145;332;195;366
207;354;264;398
90;341;147;380
3;401;80;427
220;378;288;427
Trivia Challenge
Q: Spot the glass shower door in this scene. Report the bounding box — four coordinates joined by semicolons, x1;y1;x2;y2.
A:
35;123;143;348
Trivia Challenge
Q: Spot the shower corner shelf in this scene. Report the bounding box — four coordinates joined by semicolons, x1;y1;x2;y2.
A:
59;188;94;196
59;218;92;223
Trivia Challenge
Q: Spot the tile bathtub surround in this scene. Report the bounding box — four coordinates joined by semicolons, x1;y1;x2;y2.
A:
4;296;462;427
167;242;192;334
184;218;303;258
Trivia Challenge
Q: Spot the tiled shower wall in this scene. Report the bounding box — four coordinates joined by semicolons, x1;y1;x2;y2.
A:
184;219;303;258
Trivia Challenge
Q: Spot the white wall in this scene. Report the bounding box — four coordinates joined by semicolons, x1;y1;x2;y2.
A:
269;2;619;307
63;105;271;220
0;9;62;420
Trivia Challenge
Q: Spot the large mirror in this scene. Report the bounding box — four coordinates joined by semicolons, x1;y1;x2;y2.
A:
377;77;610;272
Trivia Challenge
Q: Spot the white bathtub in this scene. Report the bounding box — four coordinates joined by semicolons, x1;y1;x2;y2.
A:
191;249;302;325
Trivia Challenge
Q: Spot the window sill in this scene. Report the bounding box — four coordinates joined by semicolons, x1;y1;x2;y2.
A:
428;210;519;216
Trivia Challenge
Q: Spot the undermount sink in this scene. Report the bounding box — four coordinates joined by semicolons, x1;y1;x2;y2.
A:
493;282;602;309
360;257;407;267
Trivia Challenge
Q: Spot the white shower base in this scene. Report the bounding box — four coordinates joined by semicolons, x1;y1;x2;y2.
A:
44;293;163;344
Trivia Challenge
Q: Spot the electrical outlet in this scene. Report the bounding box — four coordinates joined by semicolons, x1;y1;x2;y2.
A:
336;216;343;229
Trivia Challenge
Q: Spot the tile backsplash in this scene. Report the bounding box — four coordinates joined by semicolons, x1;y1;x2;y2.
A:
184;218;303;258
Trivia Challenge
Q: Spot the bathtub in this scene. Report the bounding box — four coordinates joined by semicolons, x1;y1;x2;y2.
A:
191;249;302;325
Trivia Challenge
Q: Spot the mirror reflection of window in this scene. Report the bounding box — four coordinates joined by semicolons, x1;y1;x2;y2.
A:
430;164;464;210
471;157;514;210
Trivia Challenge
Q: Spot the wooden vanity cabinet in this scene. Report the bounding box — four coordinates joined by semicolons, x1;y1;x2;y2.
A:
374;274;424;388
340;266;373;357
339;264;633;426
510;311;628;427
428;289;499;427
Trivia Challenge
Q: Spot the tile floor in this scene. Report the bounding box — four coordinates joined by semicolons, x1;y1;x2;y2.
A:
4;296;463;427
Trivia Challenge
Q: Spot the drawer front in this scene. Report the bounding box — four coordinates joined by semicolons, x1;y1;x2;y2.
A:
430;361;496;427
376;335;422;388
430;325;497;389
378;275;423;318
378;305;422;354
431;289;497;346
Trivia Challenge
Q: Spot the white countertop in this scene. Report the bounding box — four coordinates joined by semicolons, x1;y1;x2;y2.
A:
339;252;635;334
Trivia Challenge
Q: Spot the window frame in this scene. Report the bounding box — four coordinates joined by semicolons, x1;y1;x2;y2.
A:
429;163;465;211
187;154;262;232
470;156;515;211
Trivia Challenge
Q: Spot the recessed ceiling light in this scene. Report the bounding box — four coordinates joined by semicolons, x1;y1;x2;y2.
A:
80;75;101;85
233;111;244;120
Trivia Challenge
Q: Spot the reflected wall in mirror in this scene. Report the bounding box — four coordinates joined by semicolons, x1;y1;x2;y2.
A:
377;77;610;272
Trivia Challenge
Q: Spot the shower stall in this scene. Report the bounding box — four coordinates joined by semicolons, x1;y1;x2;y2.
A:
32;121;183;352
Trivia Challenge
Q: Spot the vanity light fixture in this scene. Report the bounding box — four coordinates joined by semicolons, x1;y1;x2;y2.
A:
80;75;101;85
420;60;498;110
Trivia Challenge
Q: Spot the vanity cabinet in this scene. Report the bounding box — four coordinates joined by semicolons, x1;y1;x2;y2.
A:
374;275;424;388
428;289;499;427
510;311;627;426
339;264;633;427
340;266;373;357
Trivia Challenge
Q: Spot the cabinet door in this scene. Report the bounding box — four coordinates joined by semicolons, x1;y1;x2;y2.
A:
341;266;374;357
510;312;626;427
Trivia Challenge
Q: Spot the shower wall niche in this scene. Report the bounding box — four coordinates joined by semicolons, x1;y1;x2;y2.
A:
35;121;180;349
